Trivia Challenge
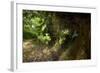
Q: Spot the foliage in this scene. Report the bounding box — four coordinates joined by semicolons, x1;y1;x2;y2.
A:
23;10;51;44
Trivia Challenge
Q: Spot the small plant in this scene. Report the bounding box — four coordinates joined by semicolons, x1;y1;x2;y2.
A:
59;29;70;45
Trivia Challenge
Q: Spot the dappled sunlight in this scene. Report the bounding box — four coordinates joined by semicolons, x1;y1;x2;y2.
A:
23;10;91;62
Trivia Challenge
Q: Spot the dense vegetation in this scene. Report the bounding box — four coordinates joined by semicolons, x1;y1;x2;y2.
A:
23;10;91;62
